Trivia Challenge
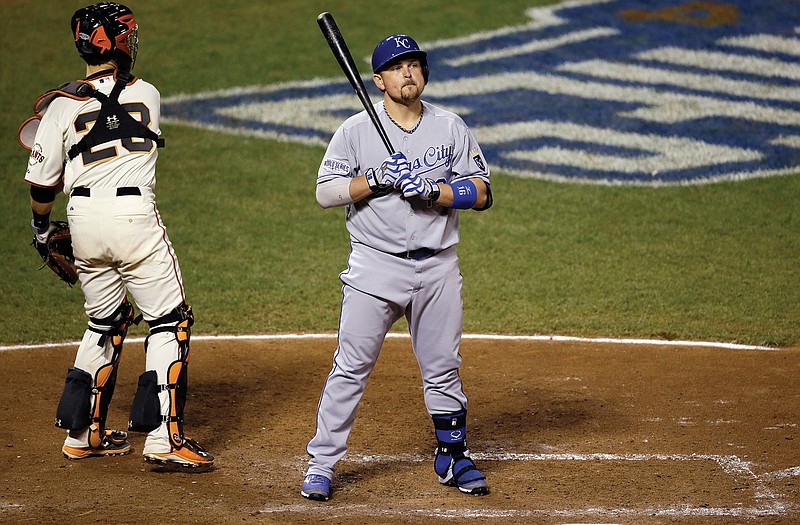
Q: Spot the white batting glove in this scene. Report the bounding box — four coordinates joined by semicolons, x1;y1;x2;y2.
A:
378;152;410;188
397;172;438;200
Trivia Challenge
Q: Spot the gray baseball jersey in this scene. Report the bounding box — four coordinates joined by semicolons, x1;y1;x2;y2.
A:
317;100;490;254
306;100;490;480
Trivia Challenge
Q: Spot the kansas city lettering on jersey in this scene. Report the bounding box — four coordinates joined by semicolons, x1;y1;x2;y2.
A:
410;144;453;175
162;0;800;186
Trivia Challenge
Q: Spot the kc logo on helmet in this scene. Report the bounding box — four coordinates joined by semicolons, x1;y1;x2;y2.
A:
162;0;800;186
393;36;411;49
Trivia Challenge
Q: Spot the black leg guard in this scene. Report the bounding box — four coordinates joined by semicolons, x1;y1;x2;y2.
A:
55;368;92;430
128;370;161;432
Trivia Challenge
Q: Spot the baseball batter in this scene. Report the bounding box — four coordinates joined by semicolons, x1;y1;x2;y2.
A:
22;3;212;468
302;34;492;501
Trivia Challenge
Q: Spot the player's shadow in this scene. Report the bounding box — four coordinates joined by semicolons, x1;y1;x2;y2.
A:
468;385;627;454
480;391;621;440
177;341;335;454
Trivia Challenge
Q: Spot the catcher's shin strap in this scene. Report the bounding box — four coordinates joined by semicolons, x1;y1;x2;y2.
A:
147;303;194;344
88;297;138;351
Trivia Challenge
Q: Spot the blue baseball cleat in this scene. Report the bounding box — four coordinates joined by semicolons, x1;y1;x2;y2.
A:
437;451;490;495
301;474;331;501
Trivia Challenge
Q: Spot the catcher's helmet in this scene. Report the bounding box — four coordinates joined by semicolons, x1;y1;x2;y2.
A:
71;3;138;70
371;34;429;83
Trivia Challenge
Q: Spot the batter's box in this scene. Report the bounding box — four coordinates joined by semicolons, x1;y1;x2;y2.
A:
315;452;790;520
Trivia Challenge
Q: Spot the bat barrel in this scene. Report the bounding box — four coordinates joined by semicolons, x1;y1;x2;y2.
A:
317;12;395;155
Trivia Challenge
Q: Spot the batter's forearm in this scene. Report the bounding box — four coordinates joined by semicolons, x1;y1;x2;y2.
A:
470;179;489;209
316;174;393;208
316;177;354;208
433;178;488;209
350;175;374;202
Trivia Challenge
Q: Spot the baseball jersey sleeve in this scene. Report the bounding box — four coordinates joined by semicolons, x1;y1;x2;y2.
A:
317;125;356;184
24;103;68;189
450;117;490;185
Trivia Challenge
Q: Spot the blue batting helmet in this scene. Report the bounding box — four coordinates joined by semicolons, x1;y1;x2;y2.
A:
371;34;429;82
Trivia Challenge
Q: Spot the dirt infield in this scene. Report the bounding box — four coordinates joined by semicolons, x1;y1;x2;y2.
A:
0;336;797;524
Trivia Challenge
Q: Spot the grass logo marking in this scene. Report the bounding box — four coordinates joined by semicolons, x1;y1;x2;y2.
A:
163;0;800;186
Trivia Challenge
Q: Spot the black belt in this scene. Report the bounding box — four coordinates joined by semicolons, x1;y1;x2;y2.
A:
392;248;438;261
72;186;141;197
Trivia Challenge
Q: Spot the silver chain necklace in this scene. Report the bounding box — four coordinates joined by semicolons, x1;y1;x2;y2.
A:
384;104;423;134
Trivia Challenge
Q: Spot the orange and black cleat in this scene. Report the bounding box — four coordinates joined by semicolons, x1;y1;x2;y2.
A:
62;429;131;460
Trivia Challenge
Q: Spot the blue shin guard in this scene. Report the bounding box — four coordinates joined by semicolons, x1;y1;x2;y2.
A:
432;411;489;495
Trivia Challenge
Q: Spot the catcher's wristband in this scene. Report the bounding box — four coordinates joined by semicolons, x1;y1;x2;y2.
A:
32;212;51;231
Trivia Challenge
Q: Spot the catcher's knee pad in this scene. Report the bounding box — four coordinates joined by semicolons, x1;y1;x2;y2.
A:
140;303;194;448
146;302;193;354
55;368;92;430
88;297;137;354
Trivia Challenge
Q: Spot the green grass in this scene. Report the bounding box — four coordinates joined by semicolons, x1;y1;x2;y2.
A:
1;0;797;346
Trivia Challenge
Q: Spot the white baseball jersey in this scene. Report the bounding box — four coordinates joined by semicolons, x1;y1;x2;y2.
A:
24;70;160;194
25;70;189;456
317;100;490;254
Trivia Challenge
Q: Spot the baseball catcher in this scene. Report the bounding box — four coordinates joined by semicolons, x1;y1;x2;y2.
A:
21;2;213;469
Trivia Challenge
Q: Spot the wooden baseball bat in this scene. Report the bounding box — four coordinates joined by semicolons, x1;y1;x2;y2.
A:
317;11;395;155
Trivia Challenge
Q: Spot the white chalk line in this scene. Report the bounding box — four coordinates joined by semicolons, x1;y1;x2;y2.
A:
258;504;790;519
257;452;794;519
763;466;800;480
0;334;790;518
0;332;780;352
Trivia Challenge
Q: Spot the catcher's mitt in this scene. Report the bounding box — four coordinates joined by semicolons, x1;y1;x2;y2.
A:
33;220;78;286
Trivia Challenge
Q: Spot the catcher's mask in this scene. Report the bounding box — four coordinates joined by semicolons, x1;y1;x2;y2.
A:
371;34;429;83
71;3;138;71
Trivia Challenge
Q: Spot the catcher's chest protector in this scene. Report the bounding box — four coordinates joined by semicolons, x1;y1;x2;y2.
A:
31;72;164;160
